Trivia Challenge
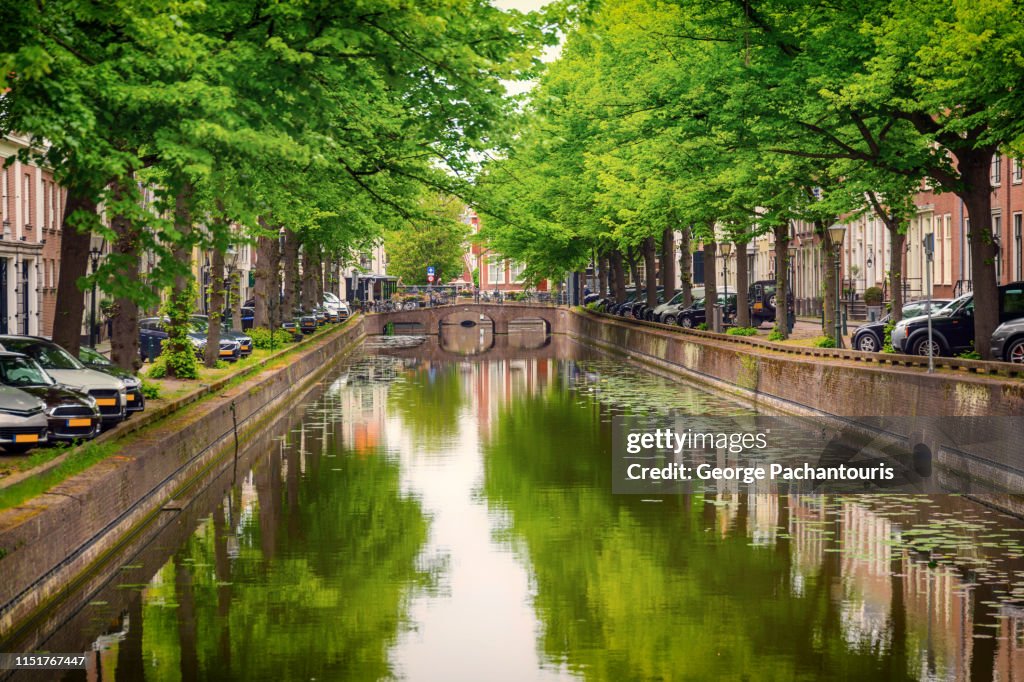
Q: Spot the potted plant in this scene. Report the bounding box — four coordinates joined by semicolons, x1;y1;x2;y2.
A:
863;286;884;321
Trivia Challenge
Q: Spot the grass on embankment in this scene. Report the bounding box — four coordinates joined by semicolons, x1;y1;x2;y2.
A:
0;323;345;511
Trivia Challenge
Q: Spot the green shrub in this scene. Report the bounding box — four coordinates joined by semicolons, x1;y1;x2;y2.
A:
814;336;837;348
767;327;785;342
726;326;758;337
147;357;168;379
958;350;982;360
159;283;199;379
696;322;708;331
250;327;294;349
140;379;161;399
882;320;896;353
863;286;883;306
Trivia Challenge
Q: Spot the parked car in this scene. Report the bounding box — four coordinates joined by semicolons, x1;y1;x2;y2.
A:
892;283;1024;356
78;346;146;415
0;336;127;426
0;351;102;442
0;383;49;453
851;299;959;353
653;288;707;324
323;292;350;320
749;280;794;327
991;317;1024;363
676;294;738;328
901;298;953;319
190;315;253;358
139;317;241;363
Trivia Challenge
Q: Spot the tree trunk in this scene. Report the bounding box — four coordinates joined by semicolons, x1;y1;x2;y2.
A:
735;239;750;327
889;231;906;323
282;228;299;316
679;225;693;308
253;227;274;327
626;246;640;292
52;188;96;354
312;246;324;305
703;240;717;328
229;270;242;331
774;221;790;339
301;246;317;310
610;250;627;302
204;247;225;368
819;221;837;340
164;182;195;377
661;227;676;299
959;154;1000;359
109;177;142;371
643;236;658;308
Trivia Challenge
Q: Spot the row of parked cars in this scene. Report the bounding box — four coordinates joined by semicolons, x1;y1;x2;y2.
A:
850;282;1024;362
589;280;790;329
0;336;145;454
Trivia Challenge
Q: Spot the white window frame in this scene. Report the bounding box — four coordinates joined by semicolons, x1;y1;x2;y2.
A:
1014;158;1023;184
992;155;1003;186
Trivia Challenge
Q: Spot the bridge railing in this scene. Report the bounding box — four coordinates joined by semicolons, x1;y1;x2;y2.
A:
360;290;567;312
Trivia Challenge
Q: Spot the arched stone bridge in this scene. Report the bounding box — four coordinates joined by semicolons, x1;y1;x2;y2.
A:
365;303;568;336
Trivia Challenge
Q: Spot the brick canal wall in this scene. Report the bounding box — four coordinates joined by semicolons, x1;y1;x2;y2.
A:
564;309;1024;417
0;318;367;639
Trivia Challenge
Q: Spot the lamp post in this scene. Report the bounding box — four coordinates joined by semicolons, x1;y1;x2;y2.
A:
88;247;102;348
827;224;847;348
720;242;732;329
923;232;935;373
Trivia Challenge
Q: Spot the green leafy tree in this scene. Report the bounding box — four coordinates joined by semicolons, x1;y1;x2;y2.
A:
383;194;468;286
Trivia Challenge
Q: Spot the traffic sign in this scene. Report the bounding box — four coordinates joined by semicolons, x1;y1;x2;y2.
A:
427;274;435;283
427;266;435;276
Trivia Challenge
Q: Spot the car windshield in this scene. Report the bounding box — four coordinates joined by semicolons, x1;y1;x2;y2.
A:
189;317;209;333
324;292;342;304
79;346;112;366
1;340;84;370
665;292;684;305
0;355;54;387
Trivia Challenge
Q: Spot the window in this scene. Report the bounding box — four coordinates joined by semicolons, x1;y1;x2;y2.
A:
52;184;59;229
1014;158;1023;184
1015;213;1023;281
1;168;7;224
943;215;953;285
42;183;48;230
509;261;526;282
487;257;504;284
994;214;1003;282
992;155;1003;186
23;174;31;227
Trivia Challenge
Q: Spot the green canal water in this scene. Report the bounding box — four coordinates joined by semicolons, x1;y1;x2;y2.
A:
17;329;1024;681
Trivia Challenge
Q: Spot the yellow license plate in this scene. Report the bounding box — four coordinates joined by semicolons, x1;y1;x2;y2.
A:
96;398;116;406
126;394;135;401
68;418;92;427
241;345;250;351
15;434;39;443
220;349;234;356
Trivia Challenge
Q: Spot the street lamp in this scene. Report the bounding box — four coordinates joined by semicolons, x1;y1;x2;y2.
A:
923;232;936;372
720;242;732;297
827;223;847;348
88;247;103;348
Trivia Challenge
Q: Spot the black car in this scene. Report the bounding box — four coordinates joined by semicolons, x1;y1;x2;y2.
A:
0;351;102;442
851;299;957;353
749;280;794;327
892;283;1024;356
190;316;253;358
676;294;738;328
78;346;146;415
139;317;241;363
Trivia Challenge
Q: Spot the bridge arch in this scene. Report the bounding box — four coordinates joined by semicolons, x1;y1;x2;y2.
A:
367;304;563;337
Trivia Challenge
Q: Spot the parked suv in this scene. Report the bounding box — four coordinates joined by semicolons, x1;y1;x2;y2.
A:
891;283;1024;356
0;336;127;426
0;351;102;442
653;287;706;324
749;280;794;327
139;317;241;363
190;315;253;358
991;317;1024;363
851;298;960;353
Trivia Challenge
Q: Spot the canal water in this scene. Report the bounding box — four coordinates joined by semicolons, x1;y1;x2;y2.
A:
8;327;1024;681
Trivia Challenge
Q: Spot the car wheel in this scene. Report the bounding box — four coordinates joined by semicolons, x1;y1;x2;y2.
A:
1006;338;1024;364
911;336;944;357
664;315;677;325
680;317;693;328
855;334;879;353
768;294;778;308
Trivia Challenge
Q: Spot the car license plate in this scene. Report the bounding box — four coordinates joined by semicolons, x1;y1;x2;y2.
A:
68;418;92;427
15;434;39;443
125;394;135;401
220;349;234;356
96;398;116;406
241;344;250;351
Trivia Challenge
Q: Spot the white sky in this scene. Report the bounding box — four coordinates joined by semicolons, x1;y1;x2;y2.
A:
492;0;564;97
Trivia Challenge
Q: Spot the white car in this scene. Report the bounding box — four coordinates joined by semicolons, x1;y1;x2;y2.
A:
323;291;351;319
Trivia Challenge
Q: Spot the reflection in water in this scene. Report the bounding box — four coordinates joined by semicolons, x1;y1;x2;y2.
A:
15;327;1024;681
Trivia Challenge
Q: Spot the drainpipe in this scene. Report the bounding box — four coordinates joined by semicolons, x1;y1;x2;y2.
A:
958;196;965;286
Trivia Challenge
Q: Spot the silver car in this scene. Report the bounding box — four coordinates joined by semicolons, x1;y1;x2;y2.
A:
0;336;127;426
0;383;49;453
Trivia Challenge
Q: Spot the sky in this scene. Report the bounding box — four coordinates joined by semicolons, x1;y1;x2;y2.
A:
492;0;564;97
